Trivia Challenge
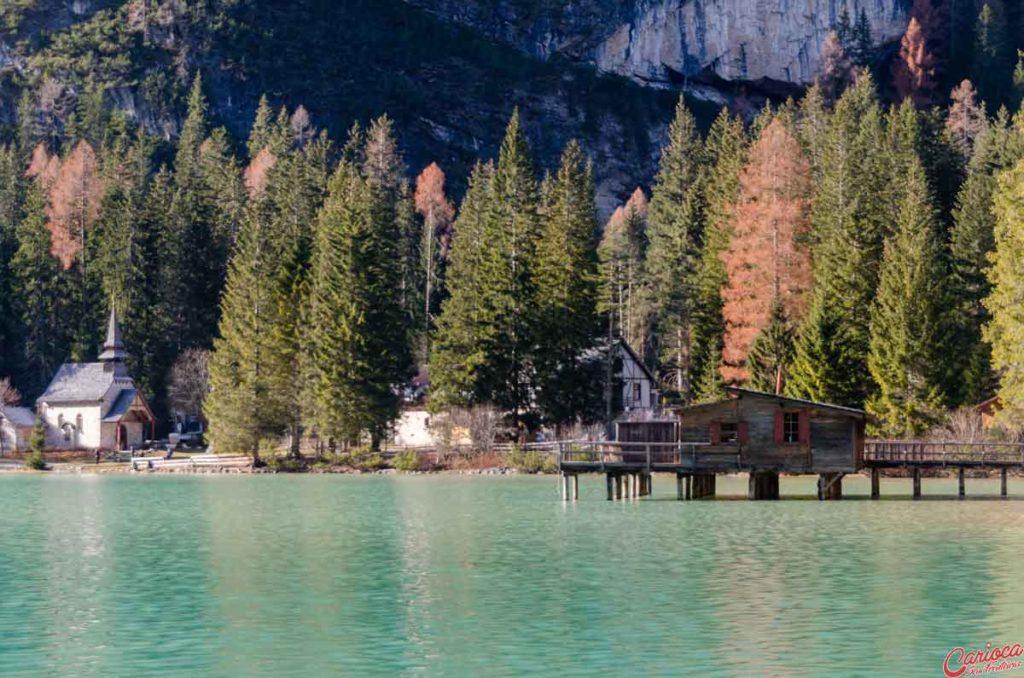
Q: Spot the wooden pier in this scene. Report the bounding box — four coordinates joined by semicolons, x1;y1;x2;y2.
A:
556;440;1023;501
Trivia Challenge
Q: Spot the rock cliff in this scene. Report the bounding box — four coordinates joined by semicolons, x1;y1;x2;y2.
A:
407;0;910;96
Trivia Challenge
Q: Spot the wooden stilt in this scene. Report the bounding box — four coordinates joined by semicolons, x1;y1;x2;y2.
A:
676;473;684;500
571;474;579;501
614;474;622;500
912;468;921;499
1002;467;1008;497
607;473;614;501
818;473;843;500
871;467;880;499
749;472;780;500
560;473;566;502
958;467;965;498
685;474;692;501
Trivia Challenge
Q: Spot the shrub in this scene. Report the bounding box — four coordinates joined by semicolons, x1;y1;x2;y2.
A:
264;454;305;472
24;452;47;471
507;447;556;474
391;450;420;472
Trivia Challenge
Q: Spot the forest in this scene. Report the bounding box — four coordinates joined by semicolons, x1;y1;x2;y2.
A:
3;2;1024;453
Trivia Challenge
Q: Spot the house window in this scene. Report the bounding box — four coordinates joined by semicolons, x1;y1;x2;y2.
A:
783;412;800;443
720;422;738;444
632;383;642;405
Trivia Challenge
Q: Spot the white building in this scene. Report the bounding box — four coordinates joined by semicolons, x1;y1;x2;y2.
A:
35;309;155;451
611;340;658;413
0;406;34;455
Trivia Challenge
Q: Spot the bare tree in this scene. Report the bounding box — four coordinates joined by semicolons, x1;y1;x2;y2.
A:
167;349;210;422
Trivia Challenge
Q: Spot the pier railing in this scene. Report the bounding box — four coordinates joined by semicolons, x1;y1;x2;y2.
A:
864;440;1024;466
557;441;718;470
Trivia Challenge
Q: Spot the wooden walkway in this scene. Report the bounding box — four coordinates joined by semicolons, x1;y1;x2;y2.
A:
555;440;1024;501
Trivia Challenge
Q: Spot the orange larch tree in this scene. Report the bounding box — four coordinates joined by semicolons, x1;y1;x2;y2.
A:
720;118;812;385
414;162;456;351
45;140;103;271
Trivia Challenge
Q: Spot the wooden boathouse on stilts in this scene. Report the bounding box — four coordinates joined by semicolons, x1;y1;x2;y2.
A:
557;387;1024;501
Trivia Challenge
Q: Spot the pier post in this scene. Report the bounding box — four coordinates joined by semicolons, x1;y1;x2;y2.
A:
691;474;716;499
1002;468;1008;497
560;473;566;502
912;468;921;499
606;473;614;501
685;474;692;501
817;473;843;500
676;473;684;500
614;474;622;500
871;468;880;499
571;474;578;501
748;471;780;500
632;473;639;499
958;467;965;498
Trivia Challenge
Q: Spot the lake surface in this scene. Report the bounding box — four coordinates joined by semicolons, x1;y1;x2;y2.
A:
1;473;1023;676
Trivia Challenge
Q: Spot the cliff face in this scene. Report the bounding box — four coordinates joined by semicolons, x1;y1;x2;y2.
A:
407;0;910;95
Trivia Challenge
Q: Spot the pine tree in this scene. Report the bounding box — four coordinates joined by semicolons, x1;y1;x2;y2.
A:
598;188;649;362
867;159;947;436
786;292;862;405
10;182;73;394
429;161;498;411
0;145;25;380
205;193;285;458
946;80;987;161
973;2;1012;111
693;108;746;401
985;159;1024;428
533;140;601;427
949;110;1012;404
852;8;874;66
747;297;794;394
802;73;887;405
645;96;705;402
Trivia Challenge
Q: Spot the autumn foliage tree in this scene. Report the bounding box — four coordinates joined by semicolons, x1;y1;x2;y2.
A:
892;14;939;107
45;140;104;271
414;162;455;353
721;118;811;386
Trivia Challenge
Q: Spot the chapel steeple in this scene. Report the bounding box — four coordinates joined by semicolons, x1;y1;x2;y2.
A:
98;307;126;363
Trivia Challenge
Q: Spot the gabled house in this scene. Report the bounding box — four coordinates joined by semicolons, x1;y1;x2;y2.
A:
0;405;34;454
35;308;155;451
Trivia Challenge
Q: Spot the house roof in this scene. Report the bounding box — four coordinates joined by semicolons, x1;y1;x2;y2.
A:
617;339;658;385
102;389;137;422
37;362;126;403
102;388;155;423
0;406;35;428
724;387;866;418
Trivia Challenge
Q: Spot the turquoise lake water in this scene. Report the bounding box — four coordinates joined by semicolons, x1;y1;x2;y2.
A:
1;473;1023;676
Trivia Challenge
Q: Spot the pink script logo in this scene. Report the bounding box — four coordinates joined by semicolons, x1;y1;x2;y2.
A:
944;643;1024;677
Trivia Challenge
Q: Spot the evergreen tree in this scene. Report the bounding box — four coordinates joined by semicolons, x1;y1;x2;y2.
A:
205;193;285;458
787;292;862;405
429;161;498;411
867;160;947;436
852;8;874;66
802;74;887;406
693;109;746;401
0;145;25;379
533;140;601;428
598;189;649;362
309;121;413;448
747;296;794;394
973;2;1012;111
949;110;1012;404
644;97;705;402
10;182;72;394
984;158;1024;428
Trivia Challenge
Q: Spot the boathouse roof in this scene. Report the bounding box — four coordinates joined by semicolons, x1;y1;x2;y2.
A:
676;387;867;419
